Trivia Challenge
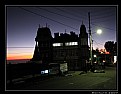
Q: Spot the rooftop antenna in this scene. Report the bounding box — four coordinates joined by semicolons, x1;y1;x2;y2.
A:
46;23;47;27
82;20;83;25
39;24;40;28
65;29;66;33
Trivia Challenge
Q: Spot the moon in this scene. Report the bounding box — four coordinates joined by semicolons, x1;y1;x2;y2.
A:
97;29;102;34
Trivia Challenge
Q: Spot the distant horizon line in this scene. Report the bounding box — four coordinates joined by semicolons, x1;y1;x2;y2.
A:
7;58;31;61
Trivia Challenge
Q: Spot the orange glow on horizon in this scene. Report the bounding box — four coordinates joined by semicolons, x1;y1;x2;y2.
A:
7;54;32;60
105;51;110;54
99;48;110;54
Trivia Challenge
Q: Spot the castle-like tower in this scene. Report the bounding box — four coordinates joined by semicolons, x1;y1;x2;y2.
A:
78;22;89;70
31;25;53;65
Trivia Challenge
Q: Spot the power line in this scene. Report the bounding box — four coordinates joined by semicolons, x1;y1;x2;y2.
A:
20;7;115;32
93;39;104;46
19;7;79;31
19;7;116;38
55;7;115;31
37;7;82;22
55;7;116;32
91;10;115;17
54;7;87;22
91;13;115;20
92;23;115;31
55;7;114;22
92;17;114;23
91;36;105;49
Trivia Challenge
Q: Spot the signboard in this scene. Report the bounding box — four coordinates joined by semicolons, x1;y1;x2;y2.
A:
114;56;117;63
60;63;68;73
49;63;68;75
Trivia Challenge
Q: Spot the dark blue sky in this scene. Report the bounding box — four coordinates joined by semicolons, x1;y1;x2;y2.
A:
6;5;117;58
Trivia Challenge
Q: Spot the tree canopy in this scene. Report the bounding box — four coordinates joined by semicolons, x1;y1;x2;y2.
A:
104;41;117;55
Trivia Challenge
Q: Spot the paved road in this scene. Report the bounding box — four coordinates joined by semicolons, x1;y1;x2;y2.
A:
6;66;117;91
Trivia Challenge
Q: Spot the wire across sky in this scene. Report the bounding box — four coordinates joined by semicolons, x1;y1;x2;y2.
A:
6;5;117;60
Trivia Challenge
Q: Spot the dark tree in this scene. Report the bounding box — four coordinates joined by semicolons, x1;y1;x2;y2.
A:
104;41;117;55
104;41;117;63
95;48;100;54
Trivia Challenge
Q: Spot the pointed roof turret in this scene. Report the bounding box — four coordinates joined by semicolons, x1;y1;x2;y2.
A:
82;20;83;25
65;29;66;33
80;22;86;34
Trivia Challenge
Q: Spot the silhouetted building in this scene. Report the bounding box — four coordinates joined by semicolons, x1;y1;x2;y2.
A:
31;23;89;71
31;26;53;64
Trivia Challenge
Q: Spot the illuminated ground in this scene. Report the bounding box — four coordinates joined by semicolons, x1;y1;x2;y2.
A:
6;66;117;91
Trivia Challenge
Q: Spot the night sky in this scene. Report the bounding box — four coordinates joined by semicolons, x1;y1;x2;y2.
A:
6;5;117;60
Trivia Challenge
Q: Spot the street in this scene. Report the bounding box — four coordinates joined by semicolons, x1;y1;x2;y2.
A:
6;66;117;91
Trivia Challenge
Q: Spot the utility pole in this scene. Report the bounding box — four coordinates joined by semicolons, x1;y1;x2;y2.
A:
88;12;93;66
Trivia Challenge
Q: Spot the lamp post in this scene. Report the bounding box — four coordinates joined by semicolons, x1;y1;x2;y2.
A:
88;12;102;68
90;33;93;66
89;31;102;66
88;12;93;66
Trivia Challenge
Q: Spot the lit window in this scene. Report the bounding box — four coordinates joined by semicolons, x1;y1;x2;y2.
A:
44;70;49;73
65;42;78;46
114;56;117;64
53;43;63;46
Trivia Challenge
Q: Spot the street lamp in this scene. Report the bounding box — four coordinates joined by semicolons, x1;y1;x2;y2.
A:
97;29;102;34
88;12;102;69
93;54;97;64
90;30;102;66
94;54;97;57
88;12;92;66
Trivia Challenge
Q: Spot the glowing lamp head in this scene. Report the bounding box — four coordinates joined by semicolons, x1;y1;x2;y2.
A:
94;55;97;57
97;29;102;34
103;60;105;62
